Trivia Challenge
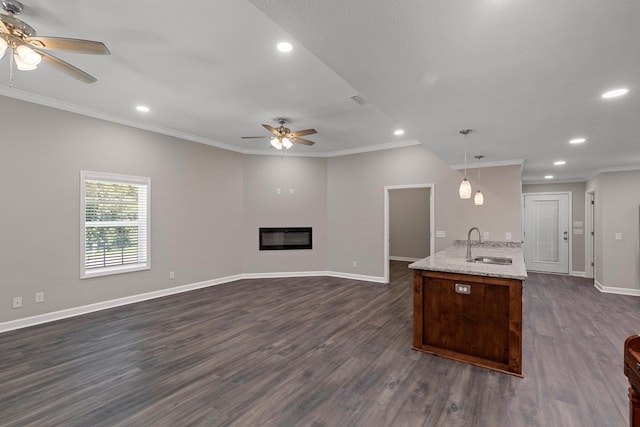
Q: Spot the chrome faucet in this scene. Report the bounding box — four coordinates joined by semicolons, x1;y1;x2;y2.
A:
467;227;482;260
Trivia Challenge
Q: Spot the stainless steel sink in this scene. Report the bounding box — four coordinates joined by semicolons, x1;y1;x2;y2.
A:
467;256;513;265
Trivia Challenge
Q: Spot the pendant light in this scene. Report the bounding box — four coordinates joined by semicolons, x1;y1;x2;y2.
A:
474;155;484;206
458;129;472;199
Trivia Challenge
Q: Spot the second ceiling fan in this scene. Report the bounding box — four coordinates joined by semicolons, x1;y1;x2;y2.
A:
242;118;317;150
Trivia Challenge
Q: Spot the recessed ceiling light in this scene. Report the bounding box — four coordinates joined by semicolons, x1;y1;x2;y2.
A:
277;42;293;52
544;175;554;179
601;88;629;99
569;137;586;144
554;160;566;166
136;105;150;113
394;129;404;136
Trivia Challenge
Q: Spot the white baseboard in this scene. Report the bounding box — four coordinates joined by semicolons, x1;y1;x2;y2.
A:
571;271;586;277
325;271;387;284
594;280;640;297
242;270;330;279
389;256;420;262
0;274;244;334
0;271;386;333
243;270;386;284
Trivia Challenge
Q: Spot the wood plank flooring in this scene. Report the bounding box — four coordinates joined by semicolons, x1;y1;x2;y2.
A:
0;263;638;426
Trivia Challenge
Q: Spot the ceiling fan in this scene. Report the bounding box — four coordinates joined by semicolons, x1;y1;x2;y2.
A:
0;0;110;83
242;118;317;150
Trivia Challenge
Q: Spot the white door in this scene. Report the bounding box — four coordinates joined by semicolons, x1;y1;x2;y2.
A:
524;193;570;273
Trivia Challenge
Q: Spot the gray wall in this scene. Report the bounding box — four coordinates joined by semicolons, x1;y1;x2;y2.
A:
587;170;640;292
389;187;430;260
0;96;245;323
326;146;523;278
0;95;526;324
522;182;586;273
242;155;328;273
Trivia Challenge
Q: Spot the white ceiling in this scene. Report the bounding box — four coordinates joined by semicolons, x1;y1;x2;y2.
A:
1;0;639;183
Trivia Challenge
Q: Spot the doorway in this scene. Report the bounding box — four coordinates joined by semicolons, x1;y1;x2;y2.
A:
523;192;571;274
384;184;434;283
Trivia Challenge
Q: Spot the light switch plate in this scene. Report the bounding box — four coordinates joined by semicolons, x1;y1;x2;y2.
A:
436;230;446;238
615;233;622;240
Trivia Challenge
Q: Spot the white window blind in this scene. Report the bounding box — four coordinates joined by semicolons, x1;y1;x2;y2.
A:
533;200;559;263
81;171;150;278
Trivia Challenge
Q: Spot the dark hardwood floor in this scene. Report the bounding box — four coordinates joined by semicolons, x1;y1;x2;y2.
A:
0;262;638;426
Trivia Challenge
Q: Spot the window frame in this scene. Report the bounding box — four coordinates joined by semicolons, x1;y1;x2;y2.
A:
80;171;151;279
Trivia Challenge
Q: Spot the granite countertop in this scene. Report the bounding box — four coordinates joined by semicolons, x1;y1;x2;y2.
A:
409;242;528;280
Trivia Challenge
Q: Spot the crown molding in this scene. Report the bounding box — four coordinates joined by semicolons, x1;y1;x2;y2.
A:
450;158;525;170
0;88;244;153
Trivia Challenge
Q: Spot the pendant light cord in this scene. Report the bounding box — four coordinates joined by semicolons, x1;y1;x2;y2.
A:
460;129;472;178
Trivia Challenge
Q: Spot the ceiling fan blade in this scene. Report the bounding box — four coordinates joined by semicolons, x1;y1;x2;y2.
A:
290;137;315;146
0;17;9;34
262;124;281;136
25;37;110;54
241;136;270;139
30;47;97;83
288;128;317;137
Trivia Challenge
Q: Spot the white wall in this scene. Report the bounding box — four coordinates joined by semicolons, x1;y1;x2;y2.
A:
0;96;245;323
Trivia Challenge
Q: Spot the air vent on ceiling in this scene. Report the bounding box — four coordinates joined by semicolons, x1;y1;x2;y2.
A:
350;94;371;105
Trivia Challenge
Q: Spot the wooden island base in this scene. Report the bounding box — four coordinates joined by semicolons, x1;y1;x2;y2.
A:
412;269;523;377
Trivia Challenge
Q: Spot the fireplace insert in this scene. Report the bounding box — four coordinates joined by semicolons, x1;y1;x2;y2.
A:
259;227;312;250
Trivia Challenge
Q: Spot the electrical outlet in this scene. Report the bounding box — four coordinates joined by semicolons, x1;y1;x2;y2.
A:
35;292;44;303
352;261;357;268
506;232;512;240
615;233;622;240
169;271;176;280
12;296;22;309
289;188;295;195
455;283;471;295
483;232;489;240
276;188;281;195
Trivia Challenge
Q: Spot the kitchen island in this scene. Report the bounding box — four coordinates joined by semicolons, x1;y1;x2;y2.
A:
409;242;527;377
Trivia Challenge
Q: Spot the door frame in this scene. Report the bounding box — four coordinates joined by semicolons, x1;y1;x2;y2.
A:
383;184;435;283
522;191;572;274
585;190;595;279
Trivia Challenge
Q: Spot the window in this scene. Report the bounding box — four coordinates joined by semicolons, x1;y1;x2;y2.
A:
81;171;150;278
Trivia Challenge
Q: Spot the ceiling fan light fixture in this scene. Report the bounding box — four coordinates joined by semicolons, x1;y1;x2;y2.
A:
281;137;293;149
16;44;41;66
13;52;37;70
270;137;283;150
0;38;7;60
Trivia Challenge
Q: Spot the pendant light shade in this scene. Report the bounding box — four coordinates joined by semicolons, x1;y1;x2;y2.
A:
459;178;472;199
458;129;473;199
474;155;484;206
474;190;484;205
